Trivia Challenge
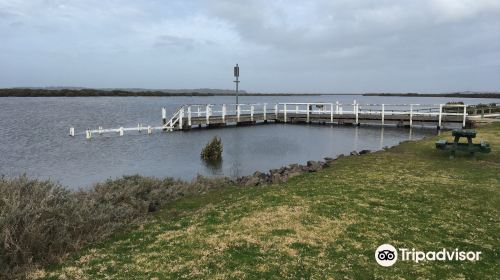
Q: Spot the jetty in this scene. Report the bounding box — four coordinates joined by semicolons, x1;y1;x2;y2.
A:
163;102;468;130
71;101;499;138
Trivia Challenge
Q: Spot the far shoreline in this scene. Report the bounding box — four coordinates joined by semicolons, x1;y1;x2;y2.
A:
1;88;499;98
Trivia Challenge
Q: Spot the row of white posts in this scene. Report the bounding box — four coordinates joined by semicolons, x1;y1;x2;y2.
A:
72;124;155;139
164;102;467;130
74;102;468;139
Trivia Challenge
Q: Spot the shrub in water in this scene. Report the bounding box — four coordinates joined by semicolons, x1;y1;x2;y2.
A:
201;136;223;161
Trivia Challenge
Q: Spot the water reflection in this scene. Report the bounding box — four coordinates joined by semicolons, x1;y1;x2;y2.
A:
354;126;359;151
202;158;223;175
380;127;385;150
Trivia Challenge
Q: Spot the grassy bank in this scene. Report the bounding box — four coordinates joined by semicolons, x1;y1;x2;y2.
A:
25;124;500;279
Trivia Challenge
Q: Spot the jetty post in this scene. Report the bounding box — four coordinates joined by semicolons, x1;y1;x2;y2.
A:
263;104;267;122
381;104;385;125
69;127;75;137
410;104;413;127
438;104;443;130
162;107;167;131
462;105;467;128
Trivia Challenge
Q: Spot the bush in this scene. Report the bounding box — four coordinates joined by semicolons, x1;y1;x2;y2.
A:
0;175;232;278
201;137;223;161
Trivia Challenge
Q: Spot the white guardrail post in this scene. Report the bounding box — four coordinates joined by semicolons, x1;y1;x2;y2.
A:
284;104;287;123
237;104;240;122
354;100;359;125
330;103;334;123
263;103;267;121
251;105;254;121
222;104;226;122
70;127;75;137
438;104;443;129
410;104;413;127
205;105;210;125
179;107;184;128
462;105;467;128
306;103;310;123
187;106;192;126
162;107;167;125
274;104;278;119
381;104;385;125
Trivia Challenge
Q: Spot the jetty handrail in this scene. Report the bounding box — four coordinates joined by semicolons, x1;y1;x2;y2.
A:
72;101;482;139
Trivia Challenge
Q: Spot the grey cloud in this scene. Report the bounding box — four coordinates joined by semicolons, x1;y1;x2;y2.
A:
0;0;499;92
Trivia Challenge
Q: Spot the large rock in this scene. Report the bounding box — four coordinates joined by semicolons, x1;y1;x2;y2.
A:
350;151;359;156
306;160;323;172
359;149;371;155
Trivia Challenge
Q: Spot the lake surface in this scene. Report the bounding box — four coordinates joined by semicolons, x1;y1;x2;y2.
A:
0;95;497;189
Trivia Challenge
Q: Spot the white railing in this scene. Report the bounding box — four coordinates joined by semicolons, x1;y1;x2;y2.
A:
164;102;468;129
73;101;470;139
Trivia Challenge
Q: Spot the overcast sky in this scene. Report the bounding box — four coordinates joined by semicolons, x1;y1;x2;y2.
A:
1;0;499;93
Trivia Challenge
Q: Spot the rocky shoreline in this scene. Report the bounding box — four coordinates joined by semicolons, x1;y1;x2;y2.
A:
235;149;372;187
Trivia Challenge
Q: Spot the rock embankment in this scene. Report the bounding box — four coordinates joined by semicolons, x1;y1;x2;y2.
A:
236;150;370;186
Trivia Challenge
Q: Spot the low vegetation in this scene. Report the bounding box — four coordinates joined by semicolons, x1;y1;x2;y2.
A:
201;136;223;161
22;123;498;279
0;175;232;278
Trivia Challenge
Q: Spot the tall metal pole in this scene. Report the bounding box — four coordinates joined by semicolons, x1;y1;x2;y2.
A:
234;63;240;105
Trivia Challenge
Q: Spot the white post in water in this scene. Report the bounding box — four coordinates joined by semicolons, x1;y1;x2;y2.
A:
381;104;385;125
410;104;413;127
162;107;167;125
335;101;339;114
98;126;103;135
274;104;278;118
70;127;75;137
147;125;152;134
187;106;192;126
330;103;334;123
284;104;287;123
462;105;467;128
197;106;201;117
438;104;443;130
295;105;299;113
222;104;226;122
237;104;241;122
137;123;141;132
306;103;310;123
85;129;91;139
263;103;267;121
251;105;254;121
119;127;124;136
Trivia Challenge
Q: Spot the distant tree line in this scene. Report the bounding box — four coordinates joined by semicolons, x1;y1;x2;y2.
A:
0;88;322;97
363;92;500;99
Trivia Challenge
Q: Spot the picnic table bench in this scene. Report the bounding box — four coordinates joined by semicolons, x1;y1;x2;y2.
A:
435;129;491;159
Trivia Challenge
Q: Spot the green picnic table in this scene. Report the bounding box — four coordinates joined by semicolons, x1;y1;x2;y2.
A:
435;129;491;159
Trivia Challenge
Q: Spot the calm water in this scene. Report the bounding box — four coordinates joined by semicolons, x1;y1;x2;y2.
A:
0;95;497;189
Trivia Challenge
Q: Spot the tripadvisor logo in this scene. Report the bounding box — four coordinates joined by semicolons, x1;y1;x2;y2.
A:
375;244;482;267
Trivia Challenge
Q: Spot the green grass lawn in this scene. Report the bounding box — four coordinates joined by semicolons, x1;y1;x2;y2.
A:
34;124;500;279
